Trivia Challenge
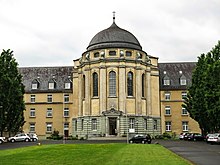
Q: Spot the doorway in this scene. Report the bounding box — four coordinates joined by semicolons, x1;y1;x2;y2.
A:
109;118;117;135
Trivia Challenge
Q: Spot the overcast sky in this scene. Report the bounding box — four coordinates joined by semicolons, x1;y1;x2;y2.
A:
0;0;220;67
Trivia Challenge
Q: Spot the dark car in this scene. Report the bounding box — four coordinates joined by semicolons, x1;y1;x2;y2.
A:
129;134;152;144
187;133;204;141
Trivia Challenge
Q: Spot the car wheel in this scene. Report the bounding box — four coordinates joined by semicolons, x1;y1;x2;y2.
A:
129;140;133;144
33;138;37;142
25;138;29;142
142;140;145;144
11;139;15;143
148;141;151;144
0;140;2;144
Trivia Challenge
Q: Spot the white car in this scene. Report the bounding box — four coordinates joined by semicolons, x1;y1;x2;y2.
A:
207;133;220;144
0;137;6;144
8;133;31;142
28;133;38;141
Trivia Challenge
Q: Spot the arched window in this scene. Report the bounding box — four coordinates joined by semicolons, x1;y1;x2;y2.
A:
109;71;116;96
83;75;85;98
93;72;98;97
142;74;145;97
127;72;133;96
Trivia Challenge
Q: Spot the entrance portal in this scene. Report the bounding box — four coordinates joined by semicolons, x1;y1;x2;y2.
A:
109;118;117;135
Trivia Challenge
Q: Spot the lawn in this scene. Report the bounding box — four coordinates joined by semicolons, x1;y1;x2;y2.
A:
0;143;192;165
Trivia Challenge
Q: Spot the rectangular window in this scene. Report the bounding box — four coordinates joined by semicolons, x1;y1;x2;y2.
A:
48;82;55;89
30;123;35;132
109;50;116;56
91;119;97;130
32;83;38;89
180;78;187;85
163;79;170;86
81;119;84;130
65;83;71;89
182;121;188;131
165;92;170;100
165;121;171;131
64;94;69;103
165;106;171;115
30;95;35;103
64;123;69;130
30;108;35;117
47;95;52;103
126;51;132;57
182;107;188;115
153;119;157;130
64;108;69;117
182;92;187;99
129;118;135;129
75;120;77;131
47;108;52;117
144;118;147;130
46;123;52;132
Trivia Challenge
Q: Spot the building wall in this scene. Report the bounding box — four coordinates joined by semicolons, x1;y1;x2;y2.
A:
160;90;201;136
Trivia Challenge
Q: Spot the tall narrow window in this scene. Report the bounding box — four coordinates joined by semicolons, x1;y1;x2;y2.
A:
83;75;85;98
182;121;188;131
93;72;98;97
64;94;69;103
127;72;133;96
109;71;116;96
165;121;171;131
153;119;157;130
30;123;35;132
91;119;97;130
142;74;145;97
47;95;52;103
129;118;135;129
46;108;53;117
64;108;69;117
30;95;36;103
30;108;35;117
46;123;52;132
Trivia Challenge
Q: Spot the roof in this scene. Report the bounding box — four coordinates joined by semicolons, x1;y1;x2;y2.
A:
19;66;73;93
87;22;142;51
158;62;196;90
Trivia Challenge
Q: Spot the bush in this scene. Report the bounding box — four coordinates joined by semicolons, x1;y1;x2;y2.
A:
163;132;172;139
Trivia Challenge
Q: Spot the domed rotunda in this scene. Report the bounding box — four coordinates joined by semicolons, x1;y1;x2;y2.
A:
72;16;161;138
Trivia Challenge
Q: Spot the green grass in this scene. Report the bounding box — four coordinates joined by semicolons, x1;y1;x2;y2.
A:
0;143;192;165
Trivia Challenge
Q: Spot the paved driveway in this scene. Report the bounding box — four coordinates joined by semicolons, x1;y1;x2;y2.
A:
158;140;220;165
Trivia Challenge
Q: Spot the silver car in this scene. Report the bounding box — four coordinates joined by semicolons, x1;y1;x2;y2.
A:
207;133;220;144
8;133;31;142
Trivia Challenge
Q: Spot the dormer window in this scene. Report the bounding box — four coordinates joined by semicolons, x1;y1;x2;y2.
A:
180;75;187;85
48;79;56;89
64;77;72;89
31;79;39;89
163;75;170;86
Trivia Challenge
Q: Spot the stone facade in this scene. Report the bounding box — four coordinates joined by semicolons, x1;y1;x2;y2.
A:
20;20;201;139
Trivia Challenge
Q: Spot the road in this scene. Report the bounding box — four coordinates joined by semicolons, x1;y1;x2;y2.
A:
1;139;220;165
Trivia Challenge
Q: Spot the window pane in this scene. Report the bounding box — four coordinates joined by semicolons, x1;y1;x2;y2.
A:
127;72;133;96
64;94;69;102
92;119;97;130
47;95;52;103
65;83;71;89
109;71;116;96
109;51;116;56
64;108;69;117
30;95;35;103
47;108;52;117
30;123;35;132
165;121;171;131
30;108;35;117
165;106;171;115
165;93;170;100
93;73;98;97
49;82;54;89
142;74;145;97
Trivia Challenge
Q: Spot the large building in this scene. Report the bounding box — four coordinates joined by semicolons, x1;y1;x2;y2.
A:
20;17;200;139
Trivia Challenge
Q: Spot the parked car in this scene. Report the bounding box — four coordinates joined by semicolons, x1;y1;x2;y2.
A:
0;137;6;144
205;133;215;143
183;133;191;140
179;133;188;140
187;133;204;141
8;133;31;142
129;134;152;144
28;133;38;141
207;133;220;144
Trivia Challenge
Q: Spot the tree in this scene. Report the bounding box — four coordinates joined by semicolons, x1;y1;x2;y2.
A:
183;41;220;134
0;49;25;136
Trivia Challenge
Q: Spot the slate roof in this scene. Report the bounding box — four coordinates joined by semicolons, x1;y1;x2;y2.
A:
19;66;73;93
158;62;196;90
87;22;142;51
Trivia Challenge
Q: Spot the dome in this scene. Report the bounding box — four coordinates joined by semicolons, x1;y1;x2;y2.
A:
87;22;142;51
